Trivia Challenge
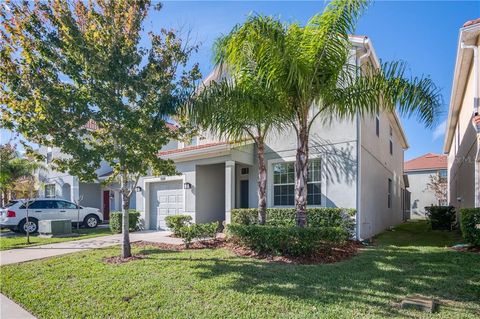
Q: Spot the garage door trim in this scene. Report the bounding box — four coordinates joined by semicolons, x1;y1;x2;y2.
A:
143;175;185;230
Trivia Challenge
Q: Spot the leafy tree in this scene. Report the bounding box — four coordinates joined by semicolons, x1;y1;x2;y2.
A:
191;70;286;224
426;173;448;205
215;0;442;227
1;0;200;257
0;144;43;206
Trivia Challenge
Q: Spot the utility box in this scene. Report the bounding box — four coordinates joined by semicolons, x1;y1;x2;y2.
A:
39;219;76;238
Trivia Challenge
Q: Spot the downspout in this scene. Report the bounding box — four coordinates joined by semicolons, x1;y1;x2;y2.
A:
355;37;370;240
461;42;480;207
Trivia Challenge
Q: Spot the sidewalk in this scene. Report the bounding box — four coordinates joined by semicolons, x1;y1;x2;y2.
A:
0;230;182;266
0;294;36;319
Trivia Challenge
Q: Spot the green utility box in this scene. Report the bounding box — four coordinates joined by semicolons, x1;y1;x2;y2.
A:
39;219;76;238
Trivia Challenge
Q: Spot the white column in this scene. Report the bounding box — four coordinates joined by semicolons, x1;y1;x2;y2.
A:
225;161;235;224
72;177;80;203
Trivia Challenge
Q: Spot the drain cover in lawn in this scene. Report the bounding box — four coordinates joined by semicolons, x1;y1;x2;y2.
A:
400;295;437;313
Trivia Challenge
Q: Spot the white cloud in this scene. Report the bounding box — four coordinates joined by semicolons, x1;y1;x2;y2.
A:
432;120;447;141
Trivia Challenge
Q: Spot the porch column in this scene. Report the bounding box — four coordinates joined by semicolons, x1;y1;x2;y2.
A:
72;177;80;203
225;160;235;224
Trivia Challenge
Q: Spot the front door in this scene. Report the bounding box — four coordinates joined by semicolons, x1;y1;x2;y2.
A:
103;191;110;220
240;180;249;208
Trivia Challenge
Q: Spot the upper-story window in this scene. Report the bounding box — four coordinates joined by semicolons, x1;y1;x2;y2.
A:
273;159;321;206
387;178;392;208
45;184;56;198
439;170;447;179
46;147;53;164
389;126;393;155
375;113;380;137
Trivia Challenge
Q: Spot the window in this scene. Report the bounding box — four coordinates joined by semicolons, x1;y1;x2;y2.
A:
389;126;393;155
45;184;56;198
240;167;249;176
387;178;392;208
439;170;447;178
375;113;380;137
273;162;295;206
46;147;53;164
307;160;321;205
273;159;321;206
21;200;57;209
57;200;78;209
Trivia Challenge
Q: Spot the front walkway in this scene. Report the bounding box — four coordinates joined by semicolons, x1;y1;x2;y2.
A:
0;230;183;266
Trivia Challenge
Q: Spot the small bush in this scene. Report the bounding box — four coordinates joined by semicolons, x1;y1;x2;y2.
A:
109;210;140;233
165;215;192;236
178;222;219;248
227;224;348;257
460;208;480;246
425;206;456;230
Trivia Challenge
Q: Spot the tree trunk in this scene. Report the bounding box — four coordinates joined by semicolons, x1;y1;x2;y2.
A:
256;137;267;225
120;174;131;259
295;123;309;228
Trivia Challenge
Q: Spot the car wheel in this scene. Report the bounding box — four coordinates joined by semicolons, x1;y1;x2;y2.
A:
83;215;99;228
18;218;38;234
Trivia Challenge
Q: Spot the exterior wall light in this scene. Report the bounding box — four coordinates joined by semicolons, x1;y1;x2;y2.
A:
183;182;192;189
134;186;142;192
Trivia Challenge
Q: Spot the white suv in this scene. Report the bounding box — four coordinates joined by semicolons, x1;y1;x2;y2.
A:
0;198;103;233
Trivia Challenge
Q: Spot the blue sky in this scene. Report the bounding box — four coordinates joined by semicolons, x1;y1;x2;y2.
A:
2;1;479;160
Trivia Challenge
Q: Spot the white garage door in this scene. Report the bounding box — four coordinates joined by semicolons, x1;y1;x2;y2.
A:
149;180;184;230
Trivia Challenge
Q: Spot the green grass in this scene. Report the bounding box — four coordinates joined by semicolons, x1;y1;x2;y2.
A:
1;221;479;318
0;227;112;250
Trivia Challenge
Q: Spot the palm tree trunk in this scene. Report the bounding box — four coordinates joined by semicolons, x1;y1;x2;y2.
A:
256;136;267;224
295;123;309;228
120;173;131;258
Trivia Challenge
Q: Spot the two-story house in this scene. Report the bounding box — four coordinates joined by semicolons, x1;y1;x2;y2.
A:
404;153;448;218
133;36;409;240
444;18;480;210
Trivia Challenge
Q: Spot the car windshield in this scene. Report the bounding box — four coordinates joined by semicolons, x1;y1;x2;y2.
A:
2;201;18;209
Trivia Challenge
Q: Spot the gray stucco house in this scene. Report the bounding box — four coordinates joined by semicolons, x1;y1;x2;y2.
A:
38;36;409;240
135;36;409;240
404;153;448;219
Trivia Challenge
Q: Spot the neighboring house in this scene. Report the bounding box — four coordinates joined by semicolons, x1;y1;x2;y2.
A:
404;153;448;219
134;36;409;240
444;18;480;210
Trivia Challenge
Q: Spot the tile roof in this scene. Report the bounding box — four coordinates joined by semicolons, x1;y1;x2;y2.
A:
404;153;447;172
158;141;229;156
463;18;480;27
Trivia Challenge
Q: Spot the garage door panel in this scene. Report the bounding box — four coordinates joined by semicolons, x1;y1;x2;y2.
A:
149;180;184;230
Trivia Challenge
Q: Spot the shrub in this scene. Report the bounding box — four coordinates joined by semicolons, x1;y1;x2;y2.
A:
231;207;355;234
460;208;480;246
109;210;140;233
425;206;456;230
165;215;192;236
178;221;219;248
227;224;349;257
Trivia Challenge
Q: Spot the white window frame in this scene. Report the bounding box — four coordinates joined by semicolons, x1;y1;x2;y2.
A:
389;125;393;155
45;184;56;198
267;155;326;208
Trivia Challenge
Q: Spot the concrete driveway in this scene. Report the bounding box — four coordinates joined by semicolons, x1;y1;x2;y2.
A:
0;230;183;266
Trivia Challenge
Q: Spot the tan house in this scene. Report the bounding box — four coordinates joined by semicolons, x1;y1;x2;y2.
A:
444;18;480;210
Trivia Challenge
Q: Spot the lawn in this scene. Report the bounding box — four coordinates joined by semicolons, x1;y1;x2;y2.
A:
1;221;479;318
0;227;112;250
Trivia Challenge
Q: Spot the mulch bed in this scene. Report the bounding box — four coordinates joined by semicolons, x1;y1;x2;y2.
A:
451;245;480;254
228;241;362;264
104;239;360;265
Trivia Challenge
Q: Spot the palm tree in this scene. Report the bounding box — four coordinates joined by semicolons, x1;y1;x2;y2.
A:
215;0;442;227
191;69;285;224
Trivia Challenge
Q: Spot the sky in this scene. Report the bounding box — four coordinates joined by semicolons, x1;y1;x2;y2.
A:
2;0;480;160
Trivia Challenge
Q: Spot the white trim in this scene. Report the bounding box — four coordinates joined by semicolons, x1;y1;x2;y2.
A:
266;155;326;208
160;144;231;162
142;175;185;230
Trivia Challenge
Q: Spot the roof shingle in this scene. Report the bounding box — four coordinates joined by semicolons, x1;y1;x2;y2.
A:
463;18;480;27
404;153;447;172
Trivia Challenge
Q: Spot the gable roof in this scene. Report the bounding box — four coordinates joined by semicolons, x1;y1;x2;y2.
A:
404;153;447;172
